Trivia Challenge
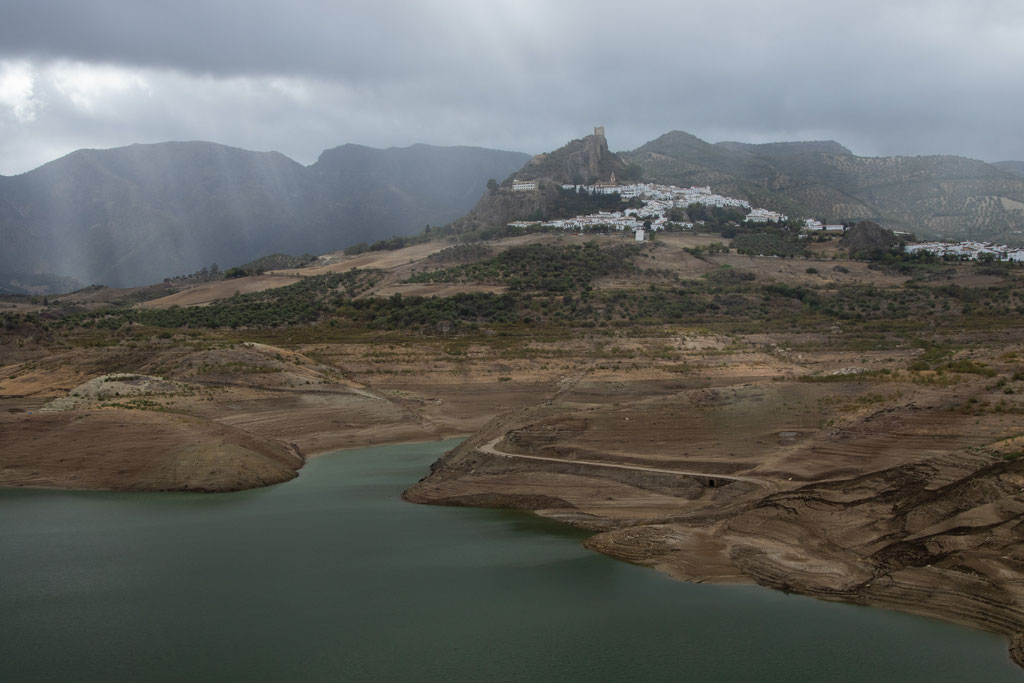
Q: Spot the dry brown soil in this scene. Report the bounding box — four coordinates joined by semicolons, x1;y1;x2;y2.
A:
139;274;304;309
405;342;1024;667
6;235;1024;668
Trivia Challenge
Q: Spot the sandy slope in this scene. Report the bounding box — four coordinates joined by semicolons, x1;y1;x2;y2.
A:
0;409;302;492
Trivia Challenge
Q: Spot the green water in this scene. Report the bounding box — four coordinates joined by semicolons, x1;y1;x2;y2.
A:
1;439;1020;682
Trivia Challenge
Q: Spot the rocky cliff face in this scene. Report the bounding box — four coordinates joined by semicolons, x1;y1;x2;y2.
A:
453;132;629;230
517;132;627;185
451;182;561;232
838;221;902;254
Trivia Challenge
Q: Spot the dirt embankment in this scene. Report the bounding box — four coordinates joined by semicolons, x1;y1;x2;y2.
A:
0;409;302;492
405;370;1024;668
0;335;565;492
138;274;303;309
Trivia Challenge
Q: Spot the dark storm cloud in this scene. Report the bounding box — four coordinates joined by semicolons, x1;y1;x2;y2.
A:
1;0;1023;175
0;1;549;81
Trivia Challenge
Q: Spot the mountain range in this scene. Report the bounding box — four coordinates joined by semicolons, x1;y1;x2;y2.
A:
622;132;1024;243
455;131;1024;247
994;161;1024;178
4;132;1024;291
0;142;529;288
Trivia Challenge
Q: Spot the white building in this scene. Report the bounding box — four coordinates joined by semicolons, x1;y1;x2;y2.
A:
745;208;788;223
803;220;845;233
905;240;1024;262
512;179;538;191
514;180;798;237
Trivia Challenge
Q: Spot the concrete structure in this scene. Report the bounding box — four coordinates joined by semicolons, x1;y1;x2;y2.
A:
512;179;538;192
802;220;845;233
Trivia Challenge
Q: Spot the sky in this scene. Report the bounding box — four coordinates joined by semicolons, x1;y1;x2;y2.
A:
1;0;1023;176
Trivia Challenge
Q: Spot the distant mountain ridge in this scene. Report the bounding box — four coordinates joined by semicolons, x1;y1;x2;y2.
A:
8;131;1024;290
994;161;1024;178
453;129;1024;246
0;141;529;287
715;139;854;158
622;131;1024;244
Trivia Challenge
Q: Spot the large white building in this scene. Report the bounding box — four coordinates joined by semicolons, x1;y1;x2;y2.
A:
744;207;788;223
512;179;538;191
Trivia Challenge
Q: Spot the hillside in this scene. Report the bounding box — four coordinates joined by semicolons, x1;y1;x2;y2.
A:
0;141;528;288
7;229;1024;668
310;142;530;234
995;161;1024;178
621;131;1024;244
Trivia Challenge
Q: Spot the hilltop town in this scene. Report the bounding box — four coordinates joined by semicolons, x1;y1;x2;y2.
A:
510;172;1024;261
509;180;778;239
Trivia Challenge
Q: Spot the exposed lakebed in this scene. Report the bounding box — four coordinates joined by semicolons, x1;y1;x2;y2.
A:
1;440;1020;681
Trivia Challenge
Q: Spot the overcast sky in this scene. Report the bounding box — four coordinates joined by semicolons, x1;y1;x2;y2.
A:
1;0;1022;175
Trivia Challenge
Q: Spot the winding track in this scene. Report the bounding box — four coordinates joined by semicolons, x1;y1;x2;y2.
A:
477;437;779;492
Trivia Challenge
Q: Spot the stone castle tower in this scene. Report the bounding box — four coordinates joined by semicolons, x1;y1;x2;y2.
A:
594;126;605;137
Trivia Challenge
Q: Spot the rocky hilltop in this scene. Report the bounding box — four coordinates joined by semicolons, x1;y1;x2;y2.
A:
838;221;903;254
515;130;628;185
447;129;1024;247
453;130;630;231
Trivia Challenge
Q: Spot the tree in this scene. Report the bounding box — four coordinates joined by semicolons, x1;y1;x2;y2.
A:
487;178;498;192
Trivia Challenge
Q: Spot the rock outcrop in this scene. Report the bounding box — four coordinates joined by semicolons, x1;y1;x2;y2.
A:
516;131;628;186
839;221;902;254
452;131;629;230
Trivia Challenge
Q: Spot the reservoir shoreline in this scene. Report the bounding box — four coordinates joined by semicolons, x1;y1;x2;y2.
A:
2;440;1022;681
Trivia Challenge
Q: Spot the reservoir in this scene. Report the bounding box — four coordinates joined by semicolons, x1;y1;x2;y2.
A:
1;439;1020;681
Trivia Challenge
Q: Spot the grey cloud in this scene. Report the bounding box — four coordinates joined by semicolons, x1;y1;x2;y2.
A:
1;0;1023;175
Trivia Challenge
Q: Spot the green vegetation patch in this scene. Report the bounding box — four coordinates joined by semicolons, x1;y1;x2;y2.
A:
407;242;640;292
223;253;316;278
425;244;493;265
940;359;998;377
62;270;383;331
731;232;809;257
338;292;519;330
